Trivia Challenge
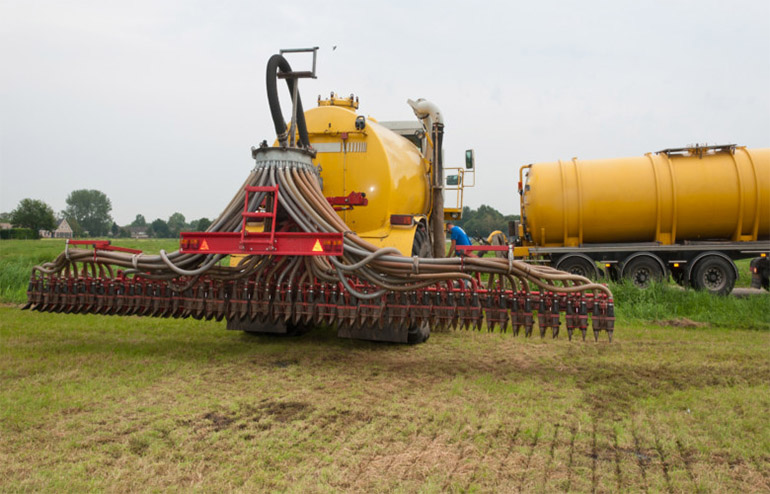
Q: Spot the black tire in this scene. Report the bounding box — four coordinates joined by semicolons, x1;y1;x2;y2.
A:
556;256;597;279
691;256;736;296
623;256;664;289
411;222;432;258
407;321;430;344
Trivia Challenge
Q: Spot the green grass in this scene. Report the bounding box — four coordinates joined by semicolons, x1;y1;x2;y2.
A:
610;281;770;330
1;310;769;492
0;239;182;303
1;240;769;491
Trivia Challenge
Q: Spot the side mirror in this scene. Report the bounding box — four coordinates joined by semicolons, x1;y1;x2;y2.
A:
465;149;475;170
446;174;460;186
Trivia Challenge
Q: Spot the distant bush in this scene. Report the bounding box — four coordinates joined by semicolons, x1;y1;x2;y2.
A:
0;228;39;240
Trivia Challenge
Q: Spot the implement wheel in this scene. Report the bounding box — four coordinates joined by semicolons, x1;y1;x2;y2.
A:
623;255;664;289
692;256;735;296
407;321;430;344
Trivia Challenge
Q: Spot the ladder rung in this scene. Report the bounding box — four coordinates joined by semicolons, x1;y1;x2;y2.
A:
245;186;278;192
242;212;274;218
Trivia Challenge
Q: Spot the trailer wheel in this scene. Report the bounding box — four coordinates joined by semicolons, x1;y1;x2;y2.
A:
556;255;597;279
623;256;664;288
692;256;735;295
412;222;431;258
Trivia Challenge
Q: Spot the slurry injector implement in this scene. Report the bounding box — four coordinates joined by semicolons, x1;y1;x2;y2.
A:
24;49;614;343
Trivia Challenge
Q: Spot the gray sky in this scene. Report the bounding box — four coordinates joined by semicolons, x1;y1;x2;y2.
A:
1;0;768;224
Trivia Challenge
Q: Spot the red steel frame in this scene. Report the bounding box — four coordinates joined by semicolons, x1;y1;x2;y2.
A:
67;240;142;254
456;245;509;253
179;185;344;256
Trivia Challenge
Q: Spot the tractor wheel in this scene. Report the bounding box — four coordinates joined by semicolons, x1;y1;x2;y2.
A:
692;256;735;296
412;222;431;258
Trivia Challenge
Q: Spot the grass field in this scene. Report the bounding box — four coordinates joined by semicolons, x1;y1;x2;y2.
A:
1;239;769;492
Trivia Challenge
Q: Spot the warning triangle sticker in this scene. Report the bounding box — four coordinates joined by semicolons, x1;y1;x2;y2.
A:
200;239;210;251
312;239;323;252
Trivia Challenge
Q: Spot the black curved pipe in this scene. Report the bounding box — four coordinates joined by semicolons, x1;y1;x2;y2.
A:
266;54;310;148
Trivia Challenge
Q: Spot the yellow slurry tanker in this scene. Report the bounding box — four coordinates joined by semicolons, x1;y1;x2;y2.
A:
25;48;615;343
512;145;770;294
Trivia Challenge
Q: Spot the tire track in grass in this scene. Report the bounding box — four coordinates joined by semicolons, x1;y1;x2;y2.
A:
612;426;622;491
540;422;559;492
462;423;503;491
352;414;428;486
631;421;649;494
305;418;374;484
591;419;598;493
517;423;542;494
564;424;577;493
440;435;470;491
285;410;339;449
675;438;696;489
496;424;521;480
400;431;440;481
651;423;673;493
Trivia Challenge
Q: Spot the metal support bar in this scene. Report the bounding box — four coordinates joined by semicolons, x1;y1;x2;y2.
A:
180;231;344;256
67;239;142;254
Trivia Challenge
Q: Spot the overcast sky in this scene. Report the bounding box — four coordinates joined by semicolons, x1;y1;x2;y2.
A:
1;0;768;224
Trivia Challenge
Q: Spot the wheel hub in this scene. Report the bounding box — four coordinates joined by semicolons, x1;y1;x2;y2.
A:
634;268;650;286
705;268;724;288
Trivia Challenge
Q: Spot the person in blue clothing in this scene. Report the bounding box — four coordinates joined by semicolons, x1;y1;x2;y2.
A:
446;222;477;257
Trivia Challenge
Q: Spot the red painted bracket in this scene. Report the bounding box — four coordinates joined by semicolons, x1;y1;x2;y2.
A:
67;239;143;254
456;245;509;252
326;192;368;211
180;231;344;256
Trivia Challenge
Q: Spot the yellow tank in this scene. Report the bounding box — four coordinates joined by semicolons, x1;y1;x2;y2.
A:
521;146;770;247
303;93;432;255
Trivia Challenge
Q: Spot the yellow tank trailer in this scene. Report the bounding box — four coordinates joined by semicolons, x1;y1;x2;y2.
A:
512;145;770;295
237;92;474;263
304;93;431;256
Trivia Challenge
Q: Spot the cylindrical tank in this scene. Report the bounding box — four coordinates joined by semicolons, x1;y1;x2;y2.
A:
521;146;770;247
303;94;431;255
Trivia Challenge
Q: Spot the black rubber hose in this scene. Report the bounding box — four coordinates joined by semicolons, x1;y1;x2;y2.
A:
265;54;310;148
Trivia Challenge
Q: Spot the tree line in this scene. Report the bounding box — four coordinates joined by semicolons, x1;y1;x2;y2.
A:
453;205;519;239
1;190;212;239
3;190;517;240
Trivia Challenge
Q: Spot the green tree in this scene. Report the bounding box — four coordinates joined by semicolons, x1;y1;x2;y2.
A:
111;222;120;236
64;189;113;236
149;218;170;238
9;198;57;232
454;205;518;239
167;212;186;237
0;212;11;223
131;214;147;227
193;217;212;232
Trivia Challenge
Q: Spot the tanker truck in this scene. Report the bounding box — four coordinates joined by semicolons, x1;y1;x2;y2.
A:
510;145;770;295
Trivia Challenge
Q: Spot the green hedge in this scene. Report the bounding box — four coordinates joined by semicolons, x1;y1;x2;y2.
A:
0;228;39;240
